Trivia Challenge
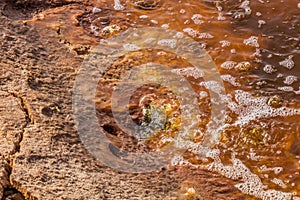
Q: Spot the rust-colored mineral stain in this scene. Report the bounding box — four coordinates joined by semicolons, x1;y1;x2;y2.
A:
95;49;211;152
25;0;300;198
290;140;300;156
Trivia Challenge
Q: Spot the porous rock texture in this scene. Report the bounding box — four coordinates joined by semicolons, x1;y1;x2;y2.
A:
0;1;253;199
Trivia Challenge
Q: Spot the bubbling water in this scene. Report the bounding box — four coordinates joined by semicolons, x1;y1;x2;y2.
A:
89;28;300;198
75;0;300;198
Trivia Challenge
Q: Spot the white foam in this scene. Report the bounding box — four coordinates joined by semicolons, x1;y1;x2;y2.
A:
184;20;190;25
113;0;124;10
123;43;140;51
188;148;299;200
221;74;241;87
272;178;287;189
200;81;224;94
239;0;250;9
179;9;186;14
161;24;169;29
150;19;158;24
90;25;99;35
206;152;294;200
171;67;204;79
267;168;282;176
260;165;283;175
277;73;284;78
220;61;237;69
283;76;298;85
183;28;199;38
157;51;167;56
218;13;226;21
191;14;204;24
244;36;259;47
102;25;121;34
199;91;208;99
215;3;222;11
244;7;252;15
278;86;294;92
263;64;277;74
139;15;148;19
157;39;177;49
198;33;214;39
239;0;252;15
92;7;102;14
174;32;184;39
171;155;185;165
256;12;262;16
227;90;300;126
279;56;295;69
219;40;231;47
248;149;261;161
258;20;266;28
260;190;292;200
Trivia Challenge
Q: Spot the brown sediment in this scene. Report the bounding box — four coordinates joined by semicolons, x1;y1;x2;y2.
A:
0;1;248;199
290;140;300;156
0;0;299;199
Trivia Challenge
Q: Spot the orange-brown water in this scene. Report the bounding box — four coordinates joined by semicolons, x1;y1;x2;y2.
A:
28;0;300;198
85;0;300;198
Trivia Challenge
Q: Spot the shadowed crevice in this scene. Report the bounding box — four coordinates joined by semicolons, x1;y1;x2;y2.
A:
0;91;33;200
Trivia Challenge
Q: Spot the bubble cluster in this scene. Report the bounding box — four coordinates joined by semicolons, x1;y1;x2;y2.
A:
182;28;199;38
243;36;259;47
239;0;252;15
258;20;266;28
283;76;298;85
220;61;237;69
76;1;300;198
279;56;295;70
191;14;204;24
92;7;102;14
171;68;204;79
227;90;300;126
260;165;283;175
271;178;287;189
263;64;277;74
205;151;296;200
198;32;214;39
74;27;227;173
114;0;125;10
219;40;231;47
157;39;177;49
278;86;296;93
221;74;241;87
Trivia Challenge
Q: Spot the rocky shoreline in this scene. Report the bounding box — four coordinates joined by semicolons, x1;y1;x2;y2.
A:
0;1;251;199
